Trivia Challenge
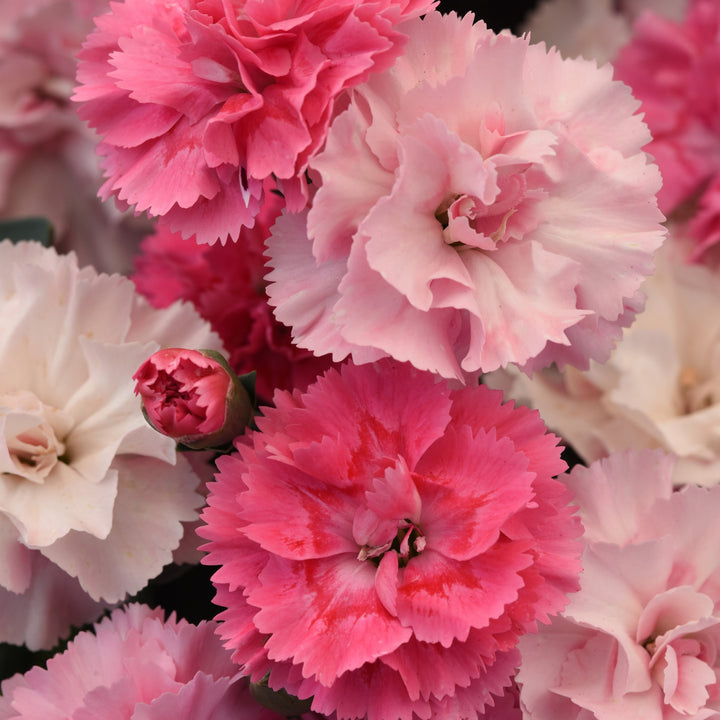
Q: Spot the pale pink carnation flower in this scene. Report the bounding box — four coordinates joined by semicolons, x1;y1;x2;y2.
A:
0;603;279;720
73;0;435;246
133;200;336;401
614;0;720;215
0;240;223;649
518;449;720;719
486;237;720;487
0;0;152;274
266;11;665;382
199;359;583;720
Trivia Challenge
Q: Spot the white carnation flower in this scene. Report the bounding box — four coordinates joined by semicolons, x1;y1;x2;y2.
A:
0;240;223;648
488;235;720;487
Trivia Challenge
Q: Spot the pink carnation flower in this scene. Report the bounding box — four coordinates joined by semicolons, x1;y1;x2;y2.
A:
0;603;280;720
613;0;720;215
133;210;336;401
0;241;222;649
199;359;583;720
0;0;153;275
73;0;435;245
518;449;720;719
687;174;720;264
266;11;665;381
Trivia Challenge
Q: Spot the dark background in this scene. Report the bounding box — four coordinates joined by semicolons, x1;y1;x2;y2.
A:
438;1;543;33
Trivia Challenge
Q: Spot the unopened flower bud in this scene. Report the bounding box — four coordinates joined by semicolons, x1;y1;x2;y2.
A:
133;348;252;449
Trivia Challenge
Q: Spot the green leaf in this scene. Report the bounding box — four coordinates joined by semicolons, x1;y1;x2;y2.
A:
0;217;54;247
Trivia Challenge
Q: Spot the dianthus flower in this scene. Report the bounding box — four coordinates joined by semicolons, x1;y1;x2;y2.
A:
486;238;720;487
0;603;281;720
614;0;720;215
266;11;665;381
200;359;583;720
134;347;253;448
687;174;720;264
0;240;222;649
73;0;435;245
133;195;335;401
518;449;720;719
0;0;150;273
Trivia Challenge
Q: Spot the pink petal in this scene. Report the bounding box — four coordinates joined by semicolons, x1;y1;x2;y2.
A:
249;554;411;684
415;426;535;560
240;460;358;560
662;648;716;715
395;545;532;646
563;449;675;546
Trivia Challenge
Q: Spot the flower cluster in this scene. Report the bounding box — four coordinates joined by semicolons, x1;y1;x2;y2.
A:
1;1;705;719
200;360;583;719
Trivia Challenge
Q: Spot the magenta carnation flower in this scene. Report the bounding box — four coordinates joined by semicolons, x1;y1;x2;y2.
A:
687;174;720;265
0;603;281;720
73;0;434;245
266;11;665;380
614;0;720;215
199;360;583;720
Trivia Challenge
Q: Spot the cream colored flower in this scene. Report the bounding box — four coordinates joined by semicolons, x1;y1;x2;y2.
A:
488;236;720;486
0;240;222;648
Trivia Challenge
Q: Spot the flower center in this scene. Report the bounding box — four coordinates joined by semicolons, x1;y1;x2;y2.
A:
434;195;455;230
1;391;71;483
435;169;534;253
677;365;717;414
152;369;207;421
357;519;426;568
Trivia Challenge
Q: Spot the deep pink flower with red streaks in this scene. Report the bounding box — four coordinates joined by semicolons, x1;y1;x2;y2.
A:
132;196;336;400
614;0;720;215
73;0;435;245
199;360;583;720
